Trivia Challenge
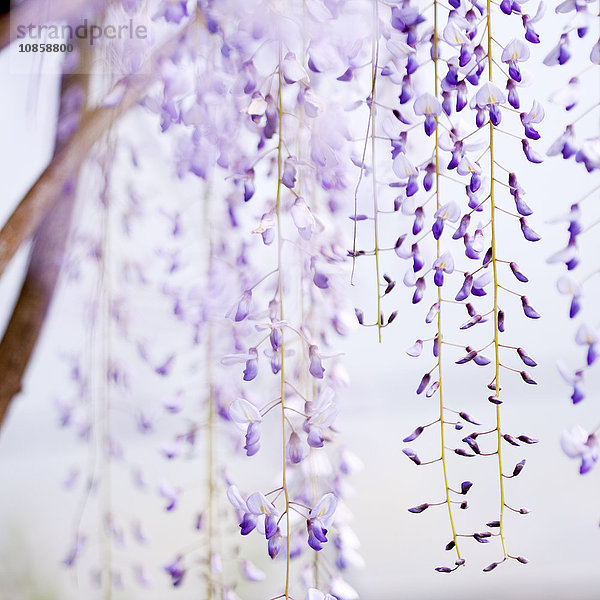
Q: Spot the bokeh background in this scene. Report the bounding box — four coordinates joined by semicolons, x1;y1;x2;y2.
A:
1;9;600;600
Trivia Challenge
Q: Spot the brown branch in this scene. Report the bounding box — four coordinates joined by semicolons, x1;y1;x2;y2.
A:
0;190;80;428
0;45;90;429
0;19;201;428
0;19;198;279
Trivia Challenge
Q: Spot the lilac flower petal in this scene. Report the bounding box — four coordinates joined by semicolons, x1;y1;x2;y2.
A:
521;296;541;319
504;434;520;446
308;345;325;379
517;435;539;444
517;348;537;366
513;459;526;476
498;309;505;331
459;411;481;425
416;373;430;394
520;218;541;242
406;340;424;357
402;448;421;465
520;371;537;385
455;274;473;301
403;427;424;443
510;262;529;282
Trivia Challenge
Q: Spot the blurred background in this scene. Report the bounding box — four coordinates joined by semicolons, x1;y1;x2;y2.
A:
1;6;600;600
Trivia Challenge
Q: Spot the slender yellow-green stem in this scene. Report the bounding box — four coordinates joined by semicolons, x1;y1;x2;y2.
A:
294;16;321;582
371;0;382;343
204;185;217;600
99;147;114;600
434;0;461;562
275;53;291;600
487;0;507;559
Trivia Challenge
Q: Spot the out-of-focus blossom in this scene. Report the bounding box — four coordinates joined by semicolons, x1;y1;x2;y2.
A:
561;425;599;474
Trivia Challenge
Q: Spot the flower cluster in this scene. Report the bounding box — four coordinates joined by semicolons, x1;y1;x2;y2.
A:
346;0;546;572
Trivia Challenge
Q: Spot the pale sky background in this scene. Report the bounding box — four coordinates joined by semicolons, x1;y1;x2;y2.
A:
0;5;599;600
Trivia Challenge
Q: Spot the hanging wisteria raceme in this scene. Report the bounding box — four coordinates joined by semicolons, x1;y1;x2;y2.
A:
42;1;364;598
544;0;600;477
208;2;366;598
377;0;546;572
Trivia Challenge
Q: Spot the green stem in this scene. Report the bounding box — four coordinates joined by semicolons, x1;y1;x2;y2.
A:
275;52;291;600
487;0;507;559
205;186;217;600
435;0;461;562
371;0;382;343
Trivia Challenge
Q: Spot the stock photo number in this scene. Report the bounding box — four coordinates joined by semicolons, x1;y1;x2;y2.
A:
18;43;74;53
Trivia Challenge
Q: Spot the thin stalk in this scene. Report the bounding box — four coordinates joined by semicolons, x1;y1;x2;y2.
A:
99;146;115;600
275;53;291;600
487;0;507;558
205;184;217;600
371;0;382;342
434;0;461;562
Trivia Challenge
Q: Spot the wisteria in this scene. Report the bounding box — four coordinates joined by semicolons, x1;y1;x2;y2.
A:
0;0;599;598
543;0;600;492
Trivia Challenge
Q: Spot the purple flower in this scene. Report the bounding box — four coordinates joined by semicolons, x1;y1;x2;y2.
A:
513;459;526;476
243;348;259;381
282;158;297;189
521;296;541;319
159;480;181;511
501;39;530;83
154;1;189;24
268;531;282;558
406;339;424;357
291;198;316;240
459;411;481;426
426;302;440;323
232;290;252;322
414;93;442;136
63;536;86;567
522;139;544;163
453;214;470;240
455;274;473;301
506;79;520;109
476;83;507;125
229;398;263;456
413;207;425;234
433;252;454;286
308;345;325;378
575;324;598;365
416;373;430;395
239;513;257;535
281;52;309;85
517;348;537;367
307;493;337;550
242;559;266;582
561;425;599;474
520;218;541;242
403;427;424;443
520;371;537;384
287;431;308;464
244;422;261;456
403;448;421;465
305;389;337;447
433;202;460;239
412;277;426;304
164;555;185;587
252;213;275;245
